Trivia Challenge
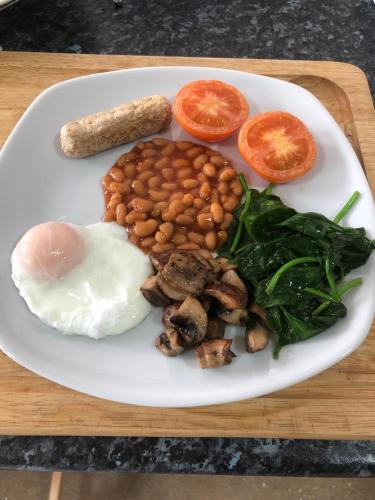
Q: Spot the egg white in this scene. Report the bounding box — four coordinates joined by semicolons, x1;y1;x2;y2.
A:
11;222;152;339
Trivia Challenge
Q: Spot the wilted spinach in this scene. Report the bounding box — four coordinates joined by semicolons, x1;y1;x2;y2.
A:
219;178;375;358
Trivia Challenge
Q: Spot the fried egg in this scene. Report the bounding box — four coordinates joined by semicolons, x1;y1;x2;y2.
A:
11;221;152;339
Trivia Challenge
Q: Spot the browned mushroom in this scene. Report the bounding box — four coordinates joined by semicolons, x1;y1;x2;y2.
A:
215;256;237;273
218;308;249;325
195;339;235;368
162;303;182;329
170;296;207;344
149;251;172;272
204;282;247;309
157;274;189;301
205;316;225;340
245;315;270;353
159;252;215;297
221;269;247;294
155;329;185;357
140;275;171;306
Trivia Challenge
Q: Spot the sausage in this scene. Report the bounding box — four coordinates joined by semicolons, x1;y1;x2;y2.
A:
60;95;172;158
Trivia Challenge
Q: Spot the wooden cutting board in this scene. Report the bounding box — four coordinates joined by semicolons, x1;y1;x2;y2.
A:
0;52;374;439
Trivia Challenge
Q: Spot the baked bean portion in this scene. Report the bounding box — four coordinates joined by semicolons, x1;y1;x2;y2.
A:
102;138;243;253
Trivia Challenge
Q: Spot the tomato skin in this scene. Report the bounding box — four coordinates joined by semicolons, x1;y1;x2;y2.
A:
173;80;249;142
238;111;317;183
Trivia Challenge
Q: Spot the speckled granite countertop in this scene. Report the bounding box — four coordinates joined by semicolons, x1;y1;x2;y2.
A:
0;0;374;475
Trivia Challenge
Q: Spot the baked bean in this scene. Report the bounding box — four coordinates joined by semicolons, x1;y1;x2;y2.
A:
161;143;176;156
137;158;154;172
221;213;233;230
144;141;156;149
109;182;129;195
103;208;116;222
200;204;211;213
138;170;153;182
152;242;174;253
102;174;112;189
230;180;243;197
109;166;125;182
148;176;161;189
154;157;169;169
194;198;205;210
184;207;197;217
149;190;169;202
210;202;224;224
108;192;122;209
182;193;194;206
199;182;211;200
131;198;154;213
115;203;127;225
202;162;216;177
193;154;209;169
141;148;157;158
223;195;239;211
170;192;185;201
218;181;229;194
217;230;228;245
152;137;170;147
124;162;136;178
176;141;193;151
177;242;200;250
197;173;208;184
125;211;147;224
161;182;178;191
188;231;205;245
162;168;175;181
117;152;136;167
156;222;174;242
210;189;219;203
205;149;216;157
136;141;146;151
197;212;214;230
181;178;198;189
161;209;175;222
186;146;205;158
177;167;193;180
132;179;146;196
134;219;158;237
205;231;217;251
219;168;236;182
169;200;185;214
140;236;156;248
155;201;169;212
172;158;191;169
175;214;193;226
172;232;188;245
210;155;226;167
128;232;140;245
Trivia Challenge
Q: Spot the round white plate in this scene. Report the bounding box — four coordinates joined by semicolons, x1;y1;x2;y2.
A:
0;66;374;407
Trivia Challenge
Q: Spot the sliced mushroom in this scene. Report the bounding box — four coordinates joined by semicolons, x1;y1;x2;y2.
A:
218;308;249;325
162;303;182;329
221;269;247;294
149;251;172;272
204;282;247;309
160;252;214;297
215;256;237;273
195;339;235;369
140;275;171;306
157;274;189;301
245;315;270;353
170;296;207;345
155;329;185;357
205;316;225;340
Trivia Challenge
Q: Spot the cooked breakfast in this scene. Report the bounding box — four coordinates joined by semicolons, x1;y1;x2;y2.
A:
102;138;243;253
9;77;375;372
11;221;152;338
60;95;172;158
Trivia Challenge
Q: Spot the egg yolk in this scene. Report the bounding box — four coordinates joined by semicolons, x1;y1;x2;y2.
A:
15;222;85;279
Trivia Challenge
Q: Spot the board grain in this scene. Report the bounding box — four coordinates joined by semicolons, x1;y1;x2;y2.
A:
0;52;374;438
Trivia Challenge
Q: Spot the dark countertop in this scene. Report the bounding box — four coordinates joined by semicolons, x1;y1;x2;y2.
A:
0;0;375;476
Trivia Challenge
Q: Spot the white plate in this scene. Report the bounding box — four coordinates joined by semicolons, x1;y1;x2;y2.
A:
0;66;374;407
